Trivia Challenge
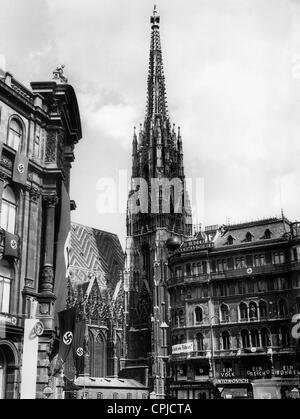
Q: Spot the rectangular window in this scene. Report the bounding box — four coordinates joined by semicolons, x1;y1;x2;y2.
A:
211;260;216;273
229;282;236;295
127;393;132;399
246;255;253;267
186;264;191;276
227;258;234;270
217;260;223;272
265;252;272;264
220;283;227;296
0;277;10;313
222;259;228;271
238;281;246;295
248;281;254;293
113;393;118;399
202;284;208;298
202;261;207;274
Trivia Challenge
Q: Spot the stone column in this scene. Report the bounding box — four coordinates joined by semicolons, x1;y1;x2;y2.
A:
40;193;59;295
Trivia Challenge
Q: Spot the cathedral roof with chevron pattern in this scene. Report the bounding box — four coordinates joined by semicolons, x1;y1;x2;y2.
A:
69;222;124;291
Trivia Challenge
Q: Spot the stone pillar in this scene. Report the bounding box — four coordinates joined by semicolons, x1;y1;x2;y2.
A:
40;193;59;295
36;193;59;398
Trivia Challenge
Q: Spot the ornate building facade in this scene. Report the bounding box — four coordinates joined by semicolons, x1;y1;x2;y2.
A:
0;67;82;398
167;218;300;399
122;7;192;398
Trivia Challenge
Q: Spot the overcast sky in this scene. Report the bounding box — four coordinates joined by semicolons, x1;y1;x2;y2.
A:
1;0;300;248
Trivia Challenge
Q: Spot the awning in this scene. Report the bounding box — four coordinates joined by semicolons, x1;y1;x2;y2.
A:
221;387;248;399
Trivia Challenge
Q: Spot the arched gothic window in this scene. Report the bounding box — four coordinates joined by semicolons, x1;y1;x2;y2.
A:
195;306;203;323
249;301;258;320
259;301;267;319
261;328;271;347
278;299;288;317
89;331;106;377
241;329;250;348
250;329;260;347
220;304;230;322
222;331;230;350
239;302;248;321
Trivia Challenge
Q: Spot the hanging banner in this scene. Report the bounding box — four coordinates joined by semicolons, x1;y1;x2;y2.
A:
56;306;76;371
54;182;71;315
72;320;86;377
20;319;40;399
4;231;19;258
12;152;28;185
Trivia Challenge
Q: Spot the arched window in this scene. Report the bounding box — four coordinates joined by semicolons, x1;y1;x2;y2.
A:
239;302;248;321
179;310;184;326
174;311;179;327
278;299;288;317
222;331;230;350
281;327;290;347
0;260;13;314
259;301;267;319
0;186;17;234
250;329;260;347
246;232;252;242
241;330;250;348
195;306;203;323
249;301;258;320
220;304;230;322
196;333;204;351
261;328;271;347
264;229;271;239
89;332;106;378
7;118;23;151
0;347;6;399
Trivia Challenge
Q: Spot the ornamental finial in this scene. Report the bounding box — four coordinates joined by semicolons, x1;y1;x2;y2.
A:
151;4;160;28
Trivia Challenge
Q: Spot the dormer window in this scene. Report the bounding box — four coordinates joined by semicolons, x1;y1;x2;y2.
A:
264;229;272;239
245;232;253;242
227;235;234;245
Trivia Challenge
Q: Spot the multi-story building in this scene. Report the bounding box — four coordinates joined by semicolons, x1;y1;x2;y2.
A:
167;217;300;399
0;67;82;398
122;7;192;398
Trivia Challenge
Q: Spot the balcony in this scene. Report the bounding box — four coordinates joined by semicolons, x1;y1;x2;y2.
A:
210;261;300;280
168;274;209;286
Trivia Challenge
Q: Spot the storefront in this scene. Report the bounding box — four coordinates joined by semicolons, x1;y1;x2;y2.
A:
214;378;253;399
170;380;214;399
252;378;300;399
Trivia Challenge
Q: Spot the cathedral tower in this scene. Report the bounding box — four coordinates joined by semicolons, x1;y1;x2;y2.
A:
122;7;192;398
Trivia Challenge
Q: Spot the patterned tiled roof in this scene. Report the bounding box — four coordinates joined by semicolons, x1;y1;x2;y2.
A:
69;222;124;293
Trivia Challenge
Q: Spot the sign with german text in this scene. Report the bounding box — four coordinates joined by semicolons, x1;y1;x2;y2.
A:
172;342;193;354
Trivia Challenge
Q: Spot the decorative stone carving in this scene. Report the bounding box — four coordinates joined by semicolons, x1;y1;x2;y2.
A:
45;131;57;163
29;187;41;203
40;265;54;293
42;194;59;208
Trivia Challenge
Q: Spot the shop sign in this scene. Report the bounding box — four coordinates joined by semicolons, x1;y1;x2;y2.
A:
215;378;249;385
172;342;193;354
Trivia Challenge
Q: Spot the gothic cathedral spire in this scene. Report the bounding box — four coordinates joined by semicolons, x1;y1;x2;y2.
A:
123;7;192;398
